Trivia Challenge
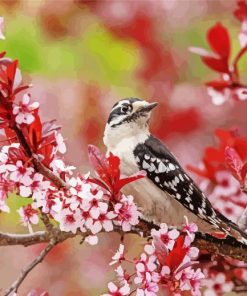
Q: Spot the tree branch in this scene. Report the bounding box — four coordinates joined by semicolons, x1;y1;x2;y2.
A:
4;239;57;296
1;220;247;262
12;124;67;189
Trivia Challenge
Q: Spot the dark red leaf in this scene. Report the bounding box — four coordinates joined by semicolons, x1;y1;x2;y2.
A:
28;114;42;151
13;84;30;95
202;56;229;73
108;152;120;183
0;51;6;59
88;144;111;187
116;171;146;191
206;80;232;90
234;1;247;22
6;60;18;86
8;147;27;162
88;145;146;195
165;236;187;273
207;23;230;59
225;146;243;181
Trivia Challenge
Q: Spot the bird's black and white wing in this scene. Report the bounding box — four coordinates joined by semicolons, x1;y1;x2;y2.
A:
133;135;247;243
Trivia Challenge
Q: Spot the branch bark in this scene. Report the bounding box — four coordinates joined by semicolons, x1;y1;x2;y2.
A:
4;239;57;296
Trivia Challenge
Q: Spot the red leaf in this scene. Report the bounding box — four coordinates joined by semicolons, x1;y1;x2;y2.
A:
108;152;120;183
116;171;146;191
28;114;42;151
13;84;30;95
206;80;232;90
207;23;230;59
234;1;247;22
202;56;229;73
225;146;243;181
88;144;112;187
6;60;18;86
8;147;27;162
165;236;187;273
88;145;146;195
0;51;6;58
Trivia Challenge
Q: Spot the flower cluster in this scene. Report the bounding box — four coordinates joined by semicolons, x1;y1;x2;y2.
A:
104;219;204;296
0;45;143;243
190;1;247;105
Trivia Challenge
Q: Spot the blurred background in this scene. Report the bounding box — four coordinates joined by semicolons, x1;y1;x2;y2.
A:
0;0;247;295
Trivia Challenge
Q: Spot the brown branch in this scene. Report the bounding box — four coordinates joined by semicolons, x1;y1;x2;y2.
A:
12;124;67;189
0;231;49;247
4;239;57;296
1;220;247;262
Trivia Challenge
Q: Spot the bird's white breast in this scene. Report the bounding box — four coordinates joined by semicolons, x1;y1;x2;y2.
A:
106;134;213;232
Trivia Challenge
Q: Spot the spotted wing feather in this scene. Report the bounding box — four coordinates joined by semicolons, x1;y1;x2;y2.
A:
133;135;247;243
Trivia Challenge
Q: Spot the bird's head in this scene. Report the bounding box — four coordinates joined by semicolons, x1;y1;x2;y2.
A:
103;98;157;149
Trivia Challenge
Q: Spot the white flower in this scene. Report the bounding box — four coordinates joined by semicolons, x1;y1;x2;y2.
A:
204;273;234;296
10;161;34;185
0;17;5;40
13;94;39;125
54;207;81;234
110;244;125;265
55;133;66;154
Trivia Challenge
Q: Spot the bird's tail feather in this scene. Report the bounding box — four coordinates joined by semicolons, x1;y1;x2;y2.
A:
214;209;247;245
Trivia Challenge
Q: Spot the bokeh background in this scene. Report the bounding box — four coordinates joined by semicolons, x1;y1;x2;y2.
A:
0;0;247;295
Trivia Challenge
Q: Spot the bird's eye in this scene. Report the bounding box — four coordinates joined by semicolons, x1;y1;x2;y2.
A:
121;105;131;113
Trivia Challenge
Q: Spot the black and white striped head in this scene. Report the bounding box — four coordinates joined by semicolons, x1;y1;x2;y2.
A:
104;98;157;148
106;98;157;128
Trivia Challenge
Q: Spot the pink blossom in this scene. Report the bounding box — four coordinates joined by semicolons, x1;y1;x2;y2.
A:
183;216;198;241
102;282;130;296
114;195;141;231
13;94;39;125
0;152;16;174
18;204;39;232
115;265;130;284
204;273;234;296
110;244;125;265
0;175;15;201
50;159;75;176
85;235;98;245
176;267;204;295
10;160;34;186
239;20;247;48
54;208;81;234
151;223;179;250
55;132;66;154
88;203;116;234
213;199;243;223
212;170;240;197
0;198;9;212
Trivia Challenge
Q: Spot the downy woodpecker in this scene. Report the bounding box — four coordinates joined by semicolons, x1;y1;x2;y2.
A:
103;98;247;243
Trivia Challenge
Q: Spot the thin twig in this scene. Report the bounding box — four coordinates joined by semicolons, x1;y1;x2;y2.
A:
4;239;57;296
40;211;54;234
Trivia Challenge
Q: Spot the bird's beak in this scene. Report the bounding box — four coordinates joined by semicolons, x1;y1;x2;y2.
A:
137;102;158;113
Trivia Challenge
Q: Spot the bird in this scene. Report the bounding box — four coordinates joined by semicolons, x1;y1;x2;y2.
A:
103;97;247;244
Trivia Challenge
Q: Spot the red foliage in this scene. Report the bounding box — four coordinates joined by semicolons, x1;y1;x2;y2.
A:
88;145;146;198
234;0;247;22
188;128;247;183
